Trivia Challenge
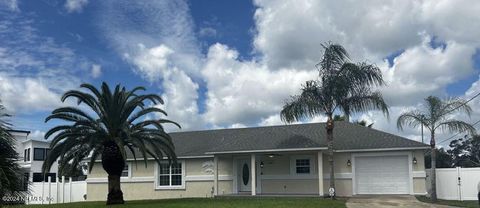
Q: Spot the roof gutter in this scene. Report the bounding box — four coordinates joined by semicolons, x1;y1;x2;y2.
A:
205;147;328;155
334;146;430;153
87;155;214;163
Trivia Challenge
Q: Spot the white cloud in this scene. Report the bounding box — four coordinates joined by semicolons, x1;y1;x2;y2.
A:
93;0;480;142
0;0;19;12
98;0;202;78
0;10;88;114
91;64;102;78
29;130;46;140
0;74;62;113
381;36;476;106
96;0;206;131
419;0;480;46
159;67;201;131
65;0;89;13
253;0;480;69
202;43;316;127
247;0;480;143
199;27;217;38
127;44;173;82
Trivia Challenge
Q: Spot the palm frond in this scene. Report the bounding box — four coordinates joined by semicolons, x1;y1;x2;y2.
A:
397;110;428;131
440;98;473;117
341;91;389;118
43;82;180;178
280;81;328;123
435;120;476;135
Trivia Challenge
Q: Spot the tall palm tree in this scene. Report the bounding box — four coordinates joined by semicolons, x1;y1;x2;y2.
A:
42;83;180;205
0;103;26;206
397;96;476;201
281;43;389;198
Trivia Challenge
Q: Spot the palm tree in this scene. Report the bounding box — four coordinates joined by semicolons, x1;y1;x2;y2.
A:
0;103;26;206
355;120;373;128
280;43;389;198
397;96;476;201
42;83;180;205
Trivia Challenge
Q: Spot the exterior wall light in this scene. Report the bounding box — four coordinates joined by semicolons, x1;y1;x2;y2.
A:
413;157;417;164
260;161;264;175
347;159;351;166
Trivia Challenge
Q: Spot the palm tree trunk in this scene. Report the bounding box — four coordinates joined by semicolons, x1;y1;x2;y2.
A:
0;187;4;207
326;114;335;199
102;141;125;205
107;174;123;205
430;131;437;201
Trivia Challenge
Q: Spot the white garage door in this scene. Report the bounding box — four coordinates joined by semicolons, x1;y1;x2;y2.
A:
355;155;410;194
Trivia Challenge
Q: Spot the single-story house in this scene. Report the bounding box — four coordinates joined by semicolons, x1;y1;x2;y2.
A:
86;121;429;201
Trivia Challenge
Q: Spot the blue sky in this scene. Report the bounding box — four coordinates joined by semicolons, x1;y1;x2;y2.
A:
1;0;480;144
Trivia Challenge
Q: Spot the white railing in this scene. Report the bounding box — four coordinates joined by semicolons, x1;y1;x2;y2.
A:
26;176;87;204
426;167;480;201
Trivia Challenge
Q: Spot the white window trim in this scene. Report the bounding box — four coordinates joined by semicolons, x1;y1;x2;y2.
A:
290;155;315;175
121;162;132;179
154;160;186;190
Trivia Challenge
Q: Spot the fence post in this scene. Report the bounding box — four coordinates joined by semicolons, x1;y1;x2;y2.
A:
459;167;464;201
41;179;45;205
69;177;73;203
56;177;59;204
48;176;51;204
456;167;462;201
62;176;65;203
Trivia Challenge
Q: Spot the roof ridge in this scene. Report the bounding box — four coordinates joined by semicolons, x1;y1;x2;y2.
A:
345;122;426;145
170;122;328;135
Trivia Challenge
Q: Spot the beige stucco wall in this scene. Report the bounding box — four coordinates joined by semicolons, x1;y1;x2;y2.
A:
261;179;318;194
413;150;427;194
324;179;353;196
86;156;234;201
86;150;427;200
413;150;426;171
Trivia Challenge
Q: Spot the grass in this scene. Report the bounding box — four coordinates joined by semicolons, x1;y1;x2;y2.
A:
8;197;347;208
416;196;478;208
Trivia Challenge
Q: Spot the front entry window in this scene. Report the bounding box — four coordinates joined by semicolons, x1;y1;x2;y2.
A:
295;159;311;174
156;161;184;189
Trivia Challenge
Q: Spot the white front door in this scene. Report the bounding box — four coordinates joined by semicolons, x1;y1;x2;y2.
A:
355;155;410;194
238;159;251;192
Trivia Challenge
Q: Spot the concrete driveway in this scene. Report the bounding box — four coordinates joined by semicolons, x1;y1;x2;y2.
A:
346;195;457;208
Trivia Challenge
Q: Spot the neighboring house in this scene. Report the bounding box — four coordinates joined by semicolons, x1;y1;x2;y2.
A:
86;122;428;201
10;130;59;188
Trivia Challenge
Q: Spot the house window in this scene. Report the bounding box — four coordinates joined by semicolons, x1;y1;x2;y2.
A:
121;163;129;177
33;148;45;161
32;172;57;182
45;173;56;182
24;148;30;162
157;161;184;189
295;159;311;174
32;173;43;182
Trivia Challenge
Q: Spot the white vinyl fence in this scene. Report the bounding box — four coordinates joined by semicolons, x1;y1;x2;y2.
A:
426;167;480;201
26;176;87;205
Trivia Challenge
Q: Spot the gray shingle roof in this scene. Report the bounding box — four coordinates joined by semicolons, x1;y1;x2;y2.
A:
169;121;428;156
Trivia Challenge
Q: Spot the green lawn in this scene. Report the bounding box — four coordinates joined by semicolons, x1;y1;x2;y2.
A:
9;197;346;208
416;196;478;208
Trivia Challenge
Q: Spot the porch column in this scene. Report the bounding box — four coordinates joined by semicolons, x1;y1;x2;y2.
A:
214;155;219;196
318;151;324;196
251;154;256;196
